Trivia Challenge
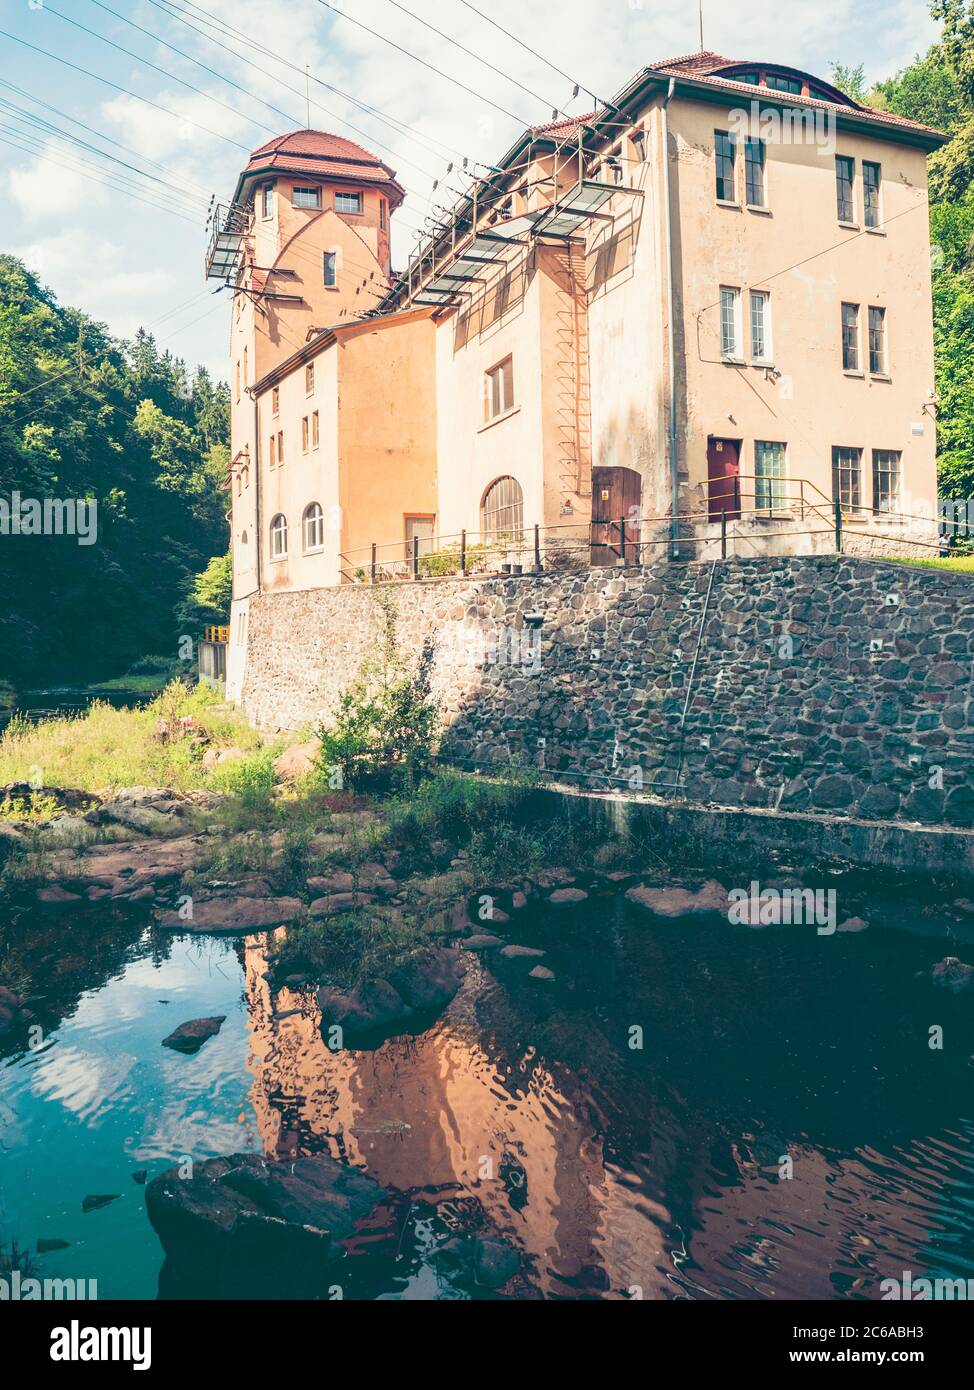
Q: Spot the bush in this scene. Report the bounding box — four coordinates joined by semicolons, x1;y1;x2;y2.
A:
316;591;439;792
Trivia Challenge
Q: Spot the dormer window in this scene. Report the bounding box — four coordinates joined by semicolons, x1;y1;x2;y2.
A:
293;187;321;209
335;191;362;214
765;74;802;95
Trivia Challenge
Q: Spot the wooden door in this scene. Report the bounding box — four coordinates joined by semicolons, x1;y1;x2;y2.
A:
591;466;642;566
707;438;741;522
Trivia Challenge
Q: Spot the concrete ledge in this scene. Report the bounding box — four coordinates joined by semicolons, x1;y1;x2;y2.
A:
525;784;974;887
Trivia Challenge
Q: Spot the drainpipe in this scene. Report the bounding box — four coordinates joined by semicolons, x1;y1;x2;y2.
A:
251;391;262;594
661;78;681;559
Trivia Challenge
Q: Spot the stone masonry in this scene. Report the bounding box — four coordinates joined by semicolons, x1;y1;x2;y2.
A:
240;556;974;829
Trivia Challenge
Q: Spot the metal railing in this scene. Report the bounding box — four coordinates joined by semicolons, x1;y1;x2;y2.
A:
337;486;947;585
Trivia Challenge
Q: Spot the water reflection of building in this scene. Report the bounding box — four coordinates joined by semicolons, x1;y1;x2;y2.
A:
242;936;670;1297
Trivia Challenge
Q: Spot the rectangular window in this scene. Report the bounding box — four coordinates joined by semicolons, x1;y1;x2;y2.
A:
301;416;309;453
335;191;362;214
832;446;863;513
269;434;276;468
720;286;741;359
868;305;887;374
293;186;321;209
872;449;901;516
767;74;802;94
745;138;766;207
277;430;284;464
631;129;647;163
755;440;787;512
311;410;319;447
323;251;337;287
305;363;315;394
715;131;736;201
379;198;387;231
841;302;860;371
272;386;280;415
863;161;881;228
484;356;514;422
749;290;771;362
835;155;855;222
261;184;273;219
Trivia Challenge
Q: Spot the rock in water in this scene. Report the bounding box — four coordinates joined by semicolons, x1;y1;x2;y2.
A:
145;1153;388;1299
929;957;974;994
82;1194;120;1213
37;1239;71;1253
162;1016;226;1053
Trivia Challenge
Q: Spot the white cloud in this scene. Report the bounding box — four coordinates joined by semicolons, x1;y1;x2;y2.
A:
10;139;107;220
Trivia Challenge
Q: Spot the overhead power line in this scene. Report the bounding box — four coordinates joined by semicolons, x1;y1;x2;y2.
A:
314;0;532;126
0;26;251;152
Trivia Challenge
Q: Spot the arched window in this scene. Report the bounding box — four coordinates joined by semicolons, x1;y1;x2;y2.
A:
303;502;324;553
481;476;523;538
241;465;249;489
269;513;288;560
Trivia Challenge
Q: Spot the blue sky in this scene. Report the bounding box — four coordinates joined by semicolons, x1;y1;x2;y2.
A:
0;0;941;380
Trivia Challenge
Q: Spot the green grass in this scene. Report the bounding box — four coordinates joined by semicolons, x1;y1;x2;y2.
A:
886;554;974;573
267;910;429;991
0;679;274;804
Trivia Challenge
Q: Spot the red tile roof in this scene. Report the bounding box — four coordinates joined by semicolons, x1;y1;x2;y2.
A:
646;52;945;140
242;130;405;199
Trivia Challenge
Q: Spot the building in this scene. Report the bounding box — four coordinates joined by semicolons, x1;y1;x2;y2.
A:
209;52;947;703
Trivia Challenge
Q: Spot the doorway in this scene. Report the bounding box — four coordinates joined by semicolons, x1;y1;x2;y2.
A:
591;466;642;566
707;437;742;522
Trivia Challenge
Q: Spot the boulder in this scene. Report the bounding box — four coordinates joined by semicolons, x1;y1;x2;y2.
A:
274;741;319;782
531;868;576;889
500;944;545;960
837;916;870;933
145;1152;388;1299
625;880;728;919
156;895;304;934
549;887;588;905
528;966;555;981
309;892;374;917
461;934;502;951
317;978;412;1043
0;986;30;1036
307;870;355;895
82;1194;120;1213
98;802;181;836
386;947;465;1011
929;957;974;994
162;1016;227;1053
35;885;82;907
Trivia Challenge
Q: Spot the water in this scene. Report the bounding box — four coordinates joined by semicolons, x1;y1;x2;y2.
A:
0;687;149;732
1;894;973;1300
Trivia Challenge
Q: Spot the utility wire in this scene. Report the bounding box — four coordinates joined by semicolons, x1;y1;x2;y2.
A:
0;26;251;151
314;0;532;126
159;0;465;162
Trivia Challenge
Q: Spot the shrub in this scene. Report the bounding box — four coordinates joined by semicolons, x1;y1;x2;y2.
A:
316;591;439;792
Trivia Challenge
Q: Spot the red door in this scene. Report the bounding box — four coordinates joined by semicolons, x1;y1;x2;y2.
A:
707;438;741;522
591;467;642;566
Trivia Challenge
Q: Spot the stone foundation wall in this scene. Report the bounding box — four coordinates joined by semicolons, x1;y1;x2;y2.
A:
240;555;974;829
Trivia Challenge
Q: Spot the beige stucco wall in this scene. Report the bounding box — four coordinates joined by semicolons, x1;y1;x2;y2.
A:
668;96;938;525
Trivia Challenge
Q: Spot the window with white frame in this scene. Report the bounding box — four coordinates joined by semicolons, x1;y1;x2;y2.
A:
303;502;324;553
269;513;288;559
720;286;742;359
872;449;901;516
272;386;280;415
481;476;523;538
301;416;309;453
749;290;772;363
312;410;319;447
335;191;362;214
261;184;273;219
293;186;321;209
484;356;514;422
755;440;787;512
305;362;315;394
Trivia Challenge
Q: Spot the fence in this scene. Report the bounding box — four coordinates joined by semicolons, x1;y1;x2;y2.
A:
939;498;973;540
338;486;944;585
